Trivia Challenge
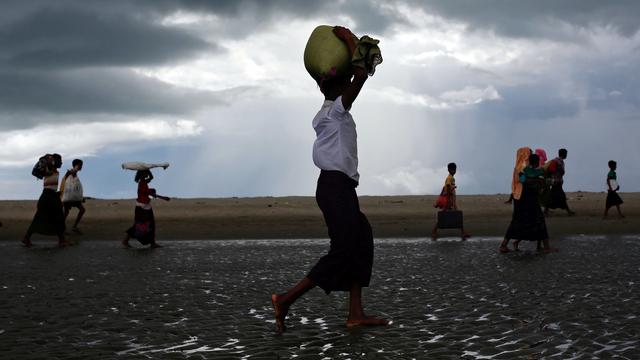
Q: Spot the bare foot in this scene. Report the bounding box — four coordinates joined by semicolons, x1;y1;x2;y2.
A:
21;238;33;248
499;246;511;253
121;240;132;249
58;240;71;248
512;240;521;252
346;315;389;328
271;293;288;333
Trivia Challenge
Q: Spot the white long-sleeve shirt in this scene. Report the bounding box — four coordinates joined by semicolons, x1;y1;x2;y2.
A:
312;96;359;183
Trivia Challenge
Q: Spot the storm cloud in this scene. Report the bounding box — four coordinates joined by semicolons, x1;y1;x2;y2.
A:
0;68;256;129
412;0;640;40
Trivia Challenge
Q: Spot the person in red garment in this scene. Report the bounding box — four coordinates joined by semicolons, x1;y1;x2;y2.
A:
122;169;170;249
432;162;470;240
544;148;575;216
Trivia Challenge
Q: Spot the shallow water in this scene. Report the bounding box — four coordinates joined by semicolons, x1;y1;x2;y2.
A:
1;236;639;359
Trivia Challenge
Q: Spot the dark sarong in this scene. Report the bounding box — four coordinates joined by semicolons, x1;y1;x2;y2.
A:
126;206;155;245
547;184;568;209
28;188;65;236
606;191;623;209
505;186;549;241
308;170;374;294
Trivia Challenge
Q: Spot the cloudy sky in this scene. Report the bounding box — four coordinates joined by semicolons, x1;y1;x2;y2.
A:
1;0;639;199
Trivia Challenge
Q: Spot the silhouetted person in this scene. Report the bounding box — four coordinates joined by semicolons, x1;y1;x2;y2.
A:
23;154;69;248
544;148;575;216
122;170;170;249
432;162;470;240
61;159;85;235
603;160;624;219
500;154;557;253
271;26;388;333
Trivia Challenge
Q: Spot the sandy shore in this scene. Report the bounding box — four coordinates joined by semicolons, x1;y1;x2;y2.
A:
0;192;638;241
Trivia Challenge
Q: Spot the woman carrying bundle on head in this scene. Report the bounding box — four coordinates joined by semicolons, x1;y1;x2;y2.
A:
122;169;170;249
23;154;70;248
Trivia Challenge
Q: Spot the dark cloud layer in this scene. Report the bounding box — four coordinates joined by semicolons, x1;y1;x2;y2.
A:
413;0;640;39
0;68;254;129
0;1;225;126
0;7;215;69
0;0;638;128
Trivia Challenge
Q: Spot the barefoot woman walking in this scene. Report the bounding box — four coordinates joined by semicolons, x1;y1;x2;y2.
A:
23;154;69;247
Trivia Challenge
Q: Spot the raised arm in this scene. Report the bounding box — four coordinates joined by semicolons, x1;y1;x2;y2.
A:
341;67;368;110
333;26;368;110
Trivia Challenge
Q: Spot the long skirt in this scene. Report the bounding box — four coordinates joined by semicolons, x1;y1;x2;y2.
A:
28;188;65;236
307;170;374;294
546;184;569;209
505;186;549;241
126;206;156;245
606;191;623;209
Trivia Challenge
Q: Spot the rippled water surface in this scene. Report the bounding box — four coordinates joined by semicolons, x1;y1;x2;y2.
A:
1;236;639;359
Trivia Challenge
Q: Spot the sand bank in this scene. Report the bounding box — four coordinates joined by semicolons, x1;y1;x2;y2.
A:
0;192;638;241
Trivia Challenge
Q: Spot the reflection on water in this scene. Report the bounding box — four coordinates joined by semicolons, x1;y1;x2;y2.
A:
0;236;639;358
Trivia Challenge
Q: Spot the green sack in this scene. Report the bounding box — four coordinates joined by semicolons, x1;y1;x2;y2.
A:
303;25;351;81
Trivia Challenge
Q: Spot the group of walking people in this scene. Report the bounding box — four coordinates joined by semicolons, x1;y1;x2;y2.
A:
12;26;629;334
21;154;85;248
498;147;625;253
21;155;169;249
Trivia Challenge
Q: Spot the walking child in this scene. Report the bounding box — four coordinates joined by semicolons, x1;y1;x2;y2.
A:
432;162;470;240
271;26;388;332
122;169;170;249
544;148;575;216
603;160;624;219
61;159;85;235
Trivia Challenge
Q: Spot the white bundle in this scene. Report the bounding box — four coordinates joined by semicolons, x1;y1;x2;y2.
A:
121;162;170;171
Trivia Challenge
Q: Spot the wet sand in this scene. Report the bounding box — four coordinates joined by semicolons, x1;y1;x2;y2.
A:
1;237;639;358
1;192;638;241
